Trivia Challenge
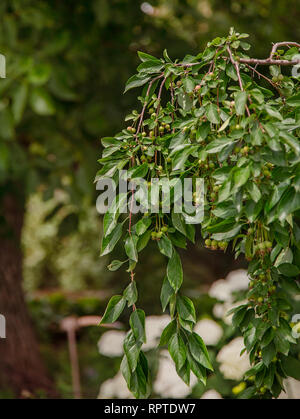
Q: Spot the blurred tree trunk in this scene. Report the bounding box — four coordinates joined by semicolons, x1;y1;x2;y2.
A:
0;191;55;397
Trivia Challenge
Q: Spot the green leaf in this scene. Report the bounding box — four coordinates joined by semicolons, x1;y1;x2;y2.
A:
176;296;196;323
125;235;138;262
167;249;183;292
171;211;186;236
206;103;221;124
157;235;173;258
232;306;248;328
138;51;160;63
130;309;146;343
234;165;251;189
226;63;238;81
246;182;261;203
168;333;187;370
107;259;126;271
124;74;151;93
282;356;300;380
237;386;256;399
160;276;175;312
286;92;300;106
206;137;236;154
177;92;193;112
100;295;126;324
211;224;241;241
279;131;300;155
123;331;141;372
159;320;177;346
274;247;293;267
137;230;151;252
235;91;247;115
183;77;195;93
172;146;195;171
135;217;151;236
129;163;149;179
262;342;276;367
101;223;123;256
261;327;275;348
188;333;213;371
123;281;138;307
278;263;300;277
120;355;131;388
187;351;206;385
278;188;300;221
137;60;164;74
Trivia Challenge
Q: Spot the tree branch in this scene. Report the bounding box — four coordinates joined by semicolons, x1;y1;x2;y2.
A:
269;41;300;59
135;74;164;138
227;45;251;117
239;58;300;66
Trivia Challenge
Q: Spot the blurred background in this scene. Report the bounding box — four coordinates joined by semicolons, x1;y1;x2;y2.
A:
0;0;299;399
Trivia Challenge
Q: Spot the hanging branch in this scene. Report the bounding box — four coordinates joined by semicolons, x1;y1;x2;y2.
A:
227;45;251;117
135;74;164;138
243;63;283;96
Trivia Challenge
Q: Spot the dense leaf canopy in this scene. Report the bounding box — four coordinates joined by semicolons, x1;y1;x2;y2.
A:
98;29;300;399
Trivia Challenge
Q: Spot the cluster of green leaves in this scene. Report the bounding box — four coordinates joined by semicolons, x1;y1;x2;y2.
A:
98;29;300;398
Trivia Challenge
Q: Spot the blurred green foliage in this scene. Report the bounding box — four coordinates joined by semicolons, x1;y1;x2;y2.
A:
0;0;299;205
0;0;299;398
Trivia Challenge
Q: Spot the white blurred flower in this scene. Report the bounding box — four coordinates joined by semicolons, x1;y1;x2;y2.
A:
213;303;225;319
98;371;133;399
209;279;232;302
279;377;300;399
226;269;249;291
141;2;155;15
209;270;249;303
201;389;222;399
97;330;126;357
154;350;197;398
194;319;223;346
216;337;250;381
144;315;171;351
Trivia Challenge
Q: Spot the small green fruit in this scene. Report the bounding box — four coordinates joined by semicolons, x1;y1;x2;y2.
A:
205;239;211;247
211;240;218;248
213;185;220;192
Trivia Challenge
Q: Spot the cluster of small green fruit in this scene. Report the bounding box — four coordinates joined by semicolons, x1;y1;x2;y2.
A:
208;184;220;202
151;226;169;240
204;238;228;250
272;74;284;83
234;145;249;155
254;241;273;253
